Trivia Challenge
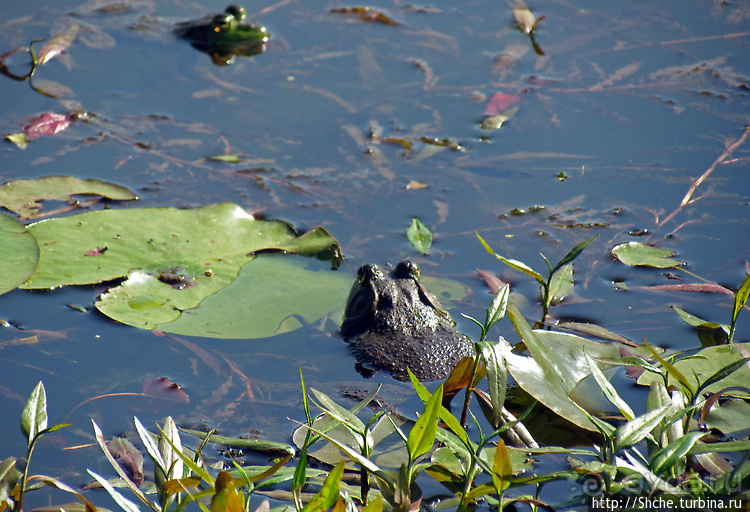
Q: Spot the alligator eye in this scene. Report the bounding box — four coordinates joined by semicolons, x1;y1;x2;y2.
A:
212;14;233;33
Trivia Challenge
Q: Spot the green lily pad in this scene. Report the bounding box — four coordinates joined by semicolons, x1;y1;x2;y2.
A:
611;241;684;268
0;176;138;218
22;203;346;338
0;214;39;296
112;255;350;338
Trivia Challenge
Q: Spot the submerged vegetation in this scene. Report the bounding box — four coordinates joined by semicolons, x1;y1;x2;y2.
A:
2;231;749;512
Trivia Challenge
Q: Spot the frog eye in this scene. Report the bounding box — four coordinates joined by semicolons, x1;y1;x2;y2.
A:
211;14;234;33
357;264;383;284
345;286;376;321
225;5;247;21
393;261;420;280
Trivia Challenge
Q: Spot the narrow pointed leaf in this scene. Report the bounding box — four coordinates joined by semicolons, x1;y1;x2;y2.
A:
407;385;442;463
301;461;345;512
614;405;671;452
87;470;144;512
409;370;469;445
478;341;508;429
485;284;510;332
21;382;47;446
651;431;706;475
584;352;635;420
731;273;750;343
491;439;513;493
477;232;544;284
552;234;598;275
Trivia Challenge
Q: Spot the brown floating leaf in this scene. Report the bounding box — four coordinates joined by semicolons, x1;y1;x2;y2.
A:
37;25;79;65
108;437;145;486
330;6;401;25
406;180;428;190
142;377;190;404
513;7;536;34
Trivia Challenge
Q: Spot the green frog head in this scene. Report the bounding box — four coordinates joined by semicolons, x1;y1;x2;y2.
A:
173;5;269;65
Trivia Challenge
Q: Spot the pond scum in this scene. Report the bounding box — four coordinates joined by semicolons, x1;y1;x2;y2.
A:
2;234;750;512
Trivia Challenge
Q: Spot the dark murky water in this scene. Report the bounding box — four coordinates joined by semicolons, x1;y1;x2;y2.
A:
0;0;748;508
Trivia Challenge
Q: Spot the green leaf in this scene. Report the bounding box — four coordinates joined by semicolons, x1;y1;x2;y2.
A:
21;203;348;338
21;382;47;446
206;154;242;163
613;405;671;452
730;273;750;343
0;176;137;218
639;343;750;405
362;494;383;512
409;370;469;446
477;232;544;284
491;439;512;493
87;469;143;512
672;305;729;337
643;340;695;397
651;431;706;475
302;462;344;512
583;352;635;420
210;471;243;512
0;214;39;297
694;357;750;399
484;284;510;333
549;262;574;305
24;203;335;287
310;388;367;444
179;428;294;455
552;234;599;275
611;242;684;268
406;218;432;255
0;457;23;503
406;385;442;463
5;133;28;150
160;417;184;481
478;341;508;429
91;420;155;509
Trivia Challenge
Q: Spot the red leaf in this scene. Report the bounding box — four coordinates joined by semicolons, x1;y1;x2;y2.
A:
23;112;74;141
476;268;507;295
85;246;107;256
142;377;190;404
484;92;521;116
641;283;733;295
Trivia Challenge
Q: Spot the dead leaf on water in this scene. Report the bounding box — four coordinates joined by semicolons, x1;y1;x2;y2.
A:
142;377;190;404
330;6;401;25
513;7;537;34
406;180;429;190
37;25;79;65
0;336;41;349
